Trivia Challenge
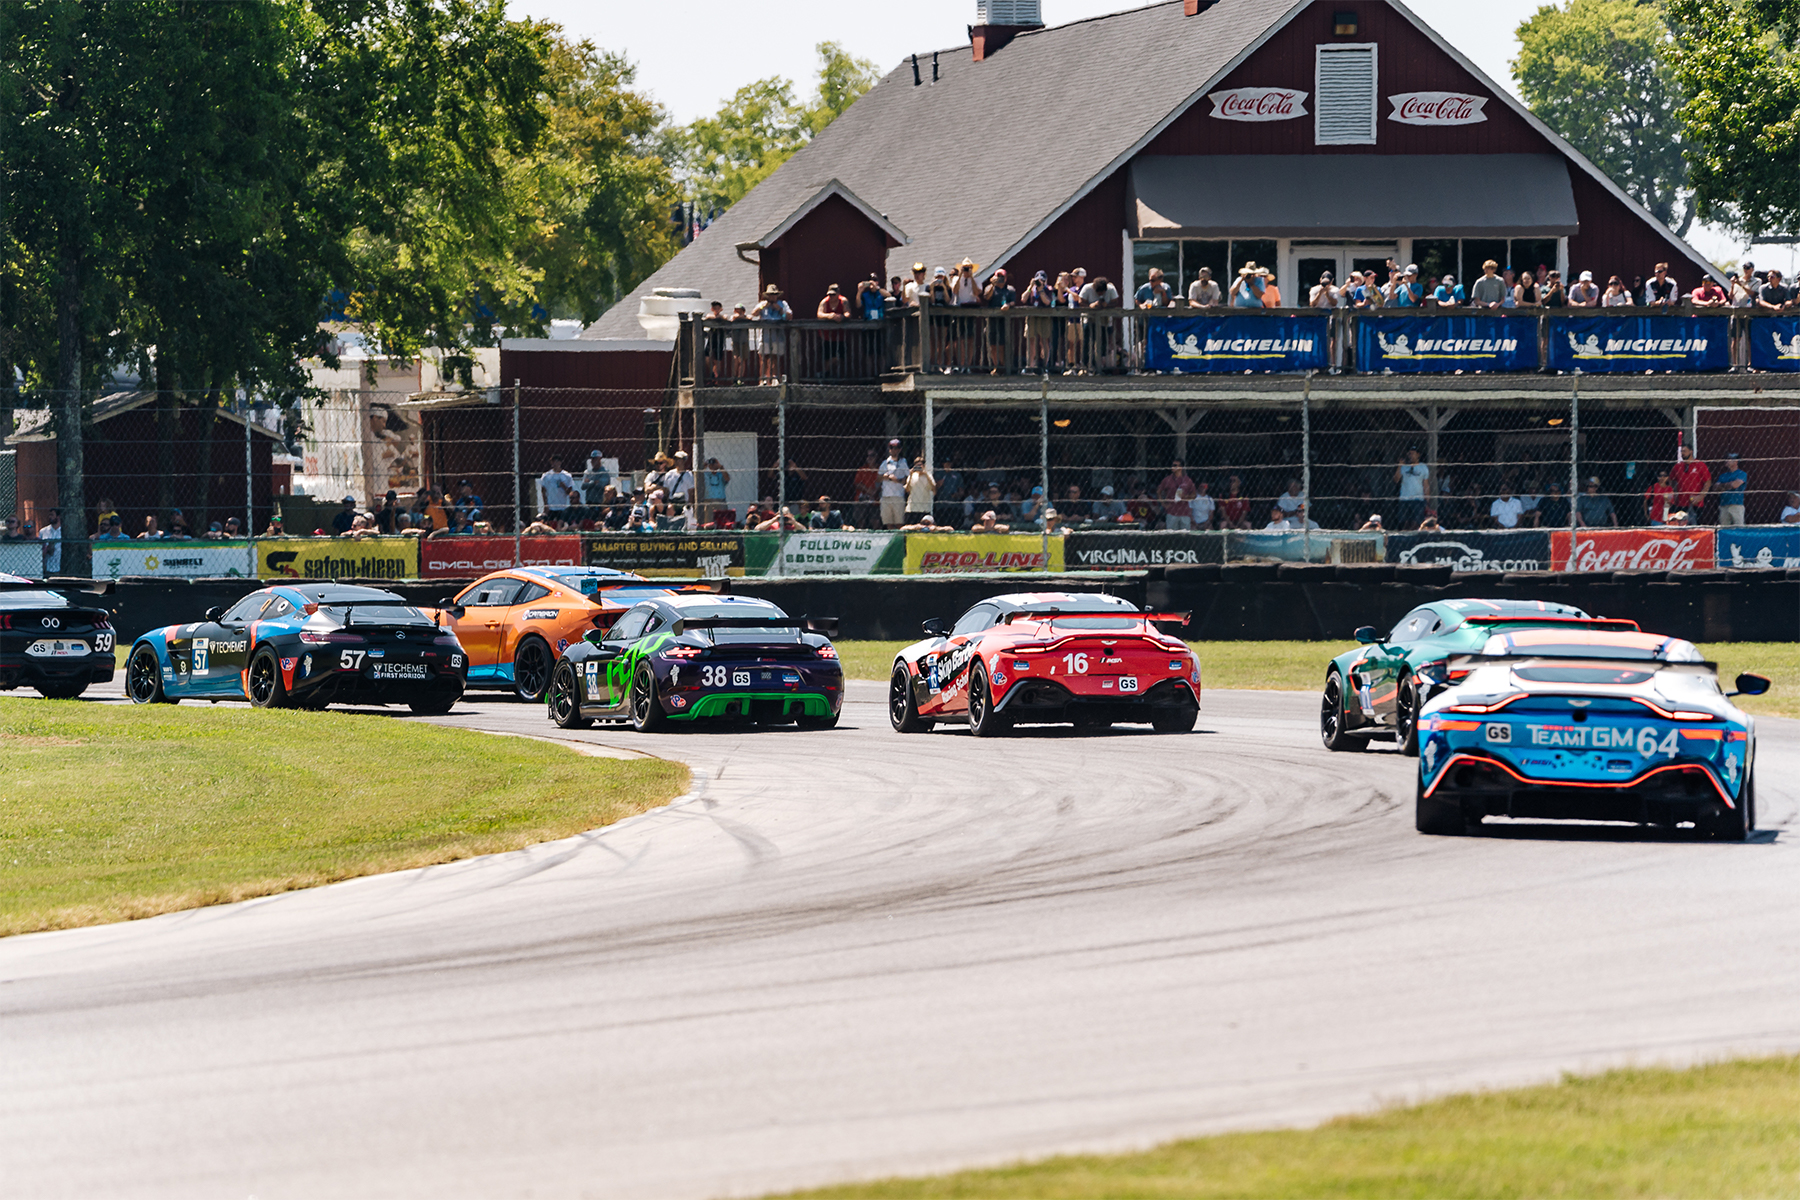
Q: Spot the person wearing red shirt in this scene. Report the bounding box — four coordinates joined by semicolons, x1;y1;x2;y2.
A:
1218;473;1252;529
1643;468;1675;525
1670;446;1713;516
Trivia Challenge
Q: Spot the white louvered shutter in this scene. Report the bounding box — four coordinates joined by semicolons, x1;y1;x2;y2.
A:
1315;45;1377;146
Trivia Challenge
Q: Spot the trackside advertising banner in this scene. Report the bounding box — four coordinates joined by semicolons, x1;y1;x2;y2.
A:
1143;316;1329;374
770;531;904;576
904;533;1065;574
1066;530;1225;569
1746;318;1800;372
1546;316;1729;373
1716;525;1800;569
1551;528;1716;573
257;538;420;580
1226;530;1385;563
420;535;581;578
1386;529;1552;572
584;533;745;577
1356;316;1537;373
94;542;254;579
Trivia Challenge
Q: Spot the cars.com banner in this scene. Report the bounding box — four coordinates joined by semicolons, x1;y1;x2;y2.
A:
1551;528;1716;573
257;538;419;580
904;533;1065;575
1386;529;1551;572
1546;316;1728;373
1716;525;1800;569
1066;530;1226;569
1144;316;1329;374
421;535;581;578
1746;317;1800;372
1356;316;1536;374
584;533;745;577
94;542;254;579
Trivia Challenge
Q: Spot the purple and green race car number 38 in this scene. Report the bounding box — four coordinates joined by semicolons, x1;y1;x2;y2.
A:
1415;627;1769;841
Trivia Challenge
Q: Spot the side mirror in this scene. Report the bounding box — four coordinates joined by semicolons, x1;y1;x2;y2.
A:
445;604;466;619
204;606;225;622
583;630;609;648
1732;672;1772;697
921;617;949;638
1355;625;1382;645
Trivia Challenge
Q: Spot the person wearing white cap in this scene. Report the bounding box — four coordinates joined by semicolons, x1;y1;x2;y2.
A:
1390;264;1423;308
1569;270;1601;307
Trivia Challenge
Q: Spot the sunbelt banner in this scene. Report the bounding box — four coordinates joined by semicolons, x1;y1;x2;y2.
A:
95;542;255;579
1746;317;1800;372
1356;316;1536;373
1144;315;1329;373
1546;316;1728;373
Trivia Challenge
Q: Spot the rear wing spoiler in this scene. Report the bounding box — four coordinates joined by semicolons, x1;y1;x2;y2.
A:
0;577;115;596
1461;615;1640;631
999;608;1192;627
672;615;838;637
1443;652;1716;675
576;577;730;595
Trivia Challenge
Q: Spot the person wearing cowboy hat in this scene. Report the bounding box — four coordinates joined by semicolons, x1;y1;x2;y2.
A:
1231;261;1268;308
750;283;791;383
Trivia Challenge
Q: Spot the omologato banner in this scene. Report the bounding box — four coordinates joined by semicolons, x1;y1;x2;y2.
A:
421;535;582;579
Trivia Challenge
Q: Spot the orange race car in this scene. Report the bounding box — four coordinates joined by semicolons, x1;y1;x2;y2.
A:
432;567;712;701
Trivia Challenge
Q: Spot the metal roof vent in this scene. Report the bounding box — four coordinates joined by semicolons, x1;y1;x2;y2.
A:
976;0;1041;23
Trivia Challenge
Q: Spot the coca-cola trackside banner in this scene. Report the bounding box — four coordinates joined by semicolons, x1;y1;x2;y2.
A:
1208;87;1307;122
1552;529;1716;573
1387;92;1488;125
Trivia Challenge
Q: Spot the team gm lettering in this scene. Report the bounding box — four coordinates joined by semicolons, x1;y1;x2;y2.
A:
1568;535;1706;573
917;550;1050;572
1208;87;1307;122
1526;724;1682;756
1204;338;1317;353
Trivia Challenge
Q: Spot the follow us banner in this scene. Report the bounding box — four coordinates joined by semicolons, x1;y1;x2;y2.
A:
1145;316;1329;373
1747;317;1800;372
1355;316;1537;373
1546;316;1729;373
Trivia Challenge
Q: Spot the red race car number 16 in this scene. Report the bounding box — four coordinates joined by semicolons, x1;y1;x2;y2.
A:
1063;652;1089;675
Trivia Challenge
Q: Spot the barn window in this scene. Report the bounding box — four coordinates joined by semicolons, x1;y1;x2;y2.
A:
1315;44;1377;145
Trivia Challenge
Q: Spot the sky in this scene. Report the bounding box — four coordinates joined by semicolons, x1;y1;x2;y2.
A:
515;0;1756;269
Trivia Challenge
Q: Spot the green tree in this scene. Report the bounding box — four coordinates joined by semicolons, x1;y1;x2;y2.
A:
679;41;880;215
1666;0;1800;236
1514;0;1694;237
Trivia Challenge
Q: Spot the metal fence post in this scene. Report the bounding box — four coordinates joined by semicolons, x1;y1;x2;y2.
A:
1569;370;1580;531
1040;374;1050;574
776;379;787;577
1302;371;1313;562
513;379;523;569
242;391;253;539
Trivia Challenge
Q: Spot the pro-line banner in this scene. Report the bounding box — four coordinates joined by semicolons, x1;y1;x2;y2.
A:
1716;525;1800;569
1356;316;1537;374
1552;528;1716;573
584;533;746;577
257;538;420;581
420;535;582;579
94;542;255;579
1386;529;1552;572
1144;316;1329;374
904;533;1065;574
767;531;904;576
1546;316;1729;373
1746;318;1800;372
1065;530;1226;569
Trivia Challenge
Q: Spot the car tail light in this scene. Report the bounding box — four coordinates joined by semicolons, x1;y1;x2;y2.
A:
0;615;10;630
1435;719;1484;731
299;631;360;645
663;646;704;659
1630;697;1718;721
814;644;838;659
1445;697;1518;714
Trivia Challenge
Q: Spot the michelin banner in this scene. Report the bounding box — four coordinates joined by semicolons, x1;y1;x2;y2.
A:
1356;316;1537;373
94;542;255;579
1746;318;1800;372
904;533;1065;574
257;538;420;580
1144;316;1329;374
1716;525;1800;569
1385;529;1552;572
767;531;904;576
1066;530;1226;569
1546;316;1729;373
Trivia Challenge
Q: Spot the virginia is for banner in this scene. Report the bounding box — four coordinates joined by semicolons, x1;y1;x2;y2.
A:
1144;316;1329;373
1546;316;1728;373
1747;318;1800;373
1356;316;1537;373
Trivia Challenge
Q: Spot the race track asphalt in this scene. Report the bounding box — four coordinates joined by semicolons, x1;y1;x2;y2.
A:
2;679;1798;1199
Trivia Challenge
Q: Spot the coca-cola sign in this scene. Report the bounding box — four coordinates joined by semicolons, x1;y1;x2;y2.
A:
1551;529;1716;574
1208;87;1308;122
1388;91;1488;126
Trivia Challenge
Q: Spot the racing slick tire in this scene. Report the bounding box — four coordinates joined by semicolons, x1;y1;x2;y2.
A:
512;635;555;704
1151;707;1198;734
408;692;460;716
547;661;593;730
246;648;291;710
1396;680;1422;758
1320;669;1366;753
1708;776;1753;842
628;662;669;733
34;680;88;700
966;663;1010;738
889;665;935;733
126;643;173;705
1415;772;1471;836
796;710;840;730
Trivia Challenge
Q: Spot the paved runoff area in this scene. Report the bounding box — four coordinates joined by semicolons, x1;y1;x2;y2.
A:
3;680;1799;1199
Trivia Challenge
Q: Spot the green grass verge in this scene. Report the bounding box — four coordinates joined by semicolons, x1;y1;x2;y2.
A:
0;699;687;936
778;1057;1800;1199
836;641;1800;718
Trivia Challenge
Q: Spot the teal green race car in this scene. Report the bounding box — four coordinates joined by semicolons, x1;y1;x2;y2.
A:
1320;599;1639;757
546;594;843;732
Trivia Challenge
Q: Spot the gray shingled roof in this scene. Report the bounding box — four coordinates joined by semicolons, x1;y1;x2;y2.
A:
587;0;1298;338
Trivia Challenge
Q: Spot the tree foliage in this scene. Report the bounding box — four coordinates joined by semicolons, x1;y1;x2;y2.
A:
678;42;880;214
1514;0;1694;236
1666;0;1800;236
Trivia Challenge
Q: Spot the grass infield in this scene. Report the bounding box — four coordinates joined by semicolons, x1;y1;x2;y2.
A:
0;699;687;936
779;1056;1800;1199
835;641;1800;719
